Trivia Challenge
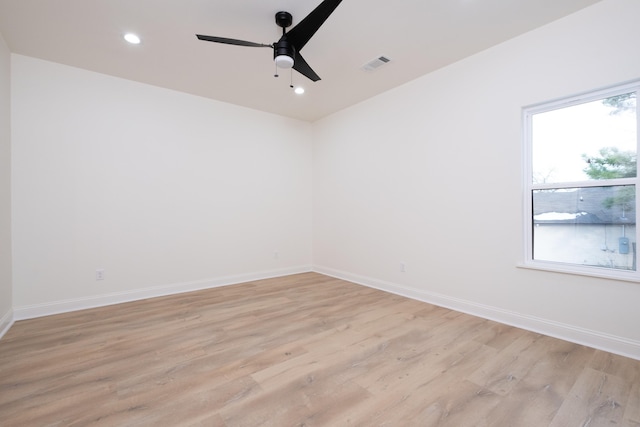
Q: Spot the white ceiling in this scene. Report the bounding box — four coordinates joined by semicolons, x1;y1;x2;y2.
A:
0;0;601;122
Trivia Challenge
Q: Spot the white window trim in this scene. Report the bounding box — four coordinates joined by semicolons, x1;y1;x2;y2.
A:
521;80;640;282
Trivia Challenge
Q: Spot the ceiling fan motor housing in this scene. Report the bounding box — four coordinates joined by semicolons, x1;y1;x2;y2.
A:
274;39;295;68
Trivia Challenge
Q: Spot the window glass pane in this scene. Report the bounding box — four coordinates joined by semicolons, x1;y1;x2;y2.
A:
532;93;636;184
533;185;636;270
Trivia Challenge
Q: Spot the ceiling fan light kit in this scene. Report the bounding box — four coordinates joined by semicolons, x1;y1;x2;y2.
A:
275;55;294;69
196;0;343;82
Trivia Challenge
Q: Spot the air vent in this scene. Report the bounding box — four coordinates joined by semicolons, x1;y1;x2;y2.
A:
361;56;391;72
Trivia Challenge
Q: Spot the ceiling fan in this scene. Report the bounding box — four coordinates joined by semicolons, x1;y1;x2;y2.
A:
196;0;343;82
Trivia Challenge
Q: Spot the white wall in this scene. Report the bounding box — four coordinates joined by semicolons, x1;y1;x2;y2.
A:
11;55;312;316
313;0;640;358
0;33;12;336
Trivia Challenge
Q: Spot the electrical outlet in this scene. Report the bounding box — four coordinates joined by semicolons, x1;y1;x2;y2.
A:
96;269;105;280
400;262;406;273
274;251;279;259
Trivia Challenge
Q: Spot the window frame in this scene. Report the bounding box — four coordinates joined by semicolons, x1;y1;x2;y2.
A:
522;80;640;282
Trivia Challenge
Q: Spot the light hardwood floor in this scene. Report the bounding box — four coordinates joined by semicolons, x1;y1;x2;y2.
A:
1;272;639;426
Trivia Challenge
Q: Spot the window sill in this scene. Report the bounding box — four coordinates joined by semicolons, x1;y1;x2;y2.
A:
516;261;640;283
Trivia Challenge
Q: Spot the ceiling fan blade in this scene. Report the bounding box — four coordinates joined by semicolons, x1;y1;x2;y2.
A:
196;34;273;48
293;53;321;82
286;0;343;51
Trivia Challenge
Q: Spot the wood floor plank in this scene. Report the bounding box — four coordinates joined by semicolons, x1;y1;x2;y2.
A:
549;367;629;427
467;331;545;396
482;337;596;426
623;381;640;426
1;272;639;426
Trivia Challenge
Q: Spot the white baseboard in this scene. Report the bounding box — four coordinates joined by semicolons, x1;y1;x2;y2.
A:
313;265;640;361
0;308;14;340
9;265;640;360
13;266;312;321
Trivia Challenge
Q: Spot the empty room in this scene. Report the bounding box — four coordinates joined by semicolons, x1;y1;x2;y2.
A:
1;0;639;425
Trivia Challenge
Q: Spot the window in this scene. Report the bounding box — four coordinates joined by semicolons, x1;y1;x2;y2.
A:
523;81;639;280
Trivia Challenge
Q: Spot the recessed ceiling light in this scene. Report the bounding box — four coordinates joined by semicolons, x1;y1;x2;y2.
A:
294;87;305;95
124;33;141;44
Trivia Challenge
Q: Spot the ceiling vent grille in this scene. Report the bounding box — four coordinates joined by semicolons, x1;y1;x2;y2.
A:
361;55;391;72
